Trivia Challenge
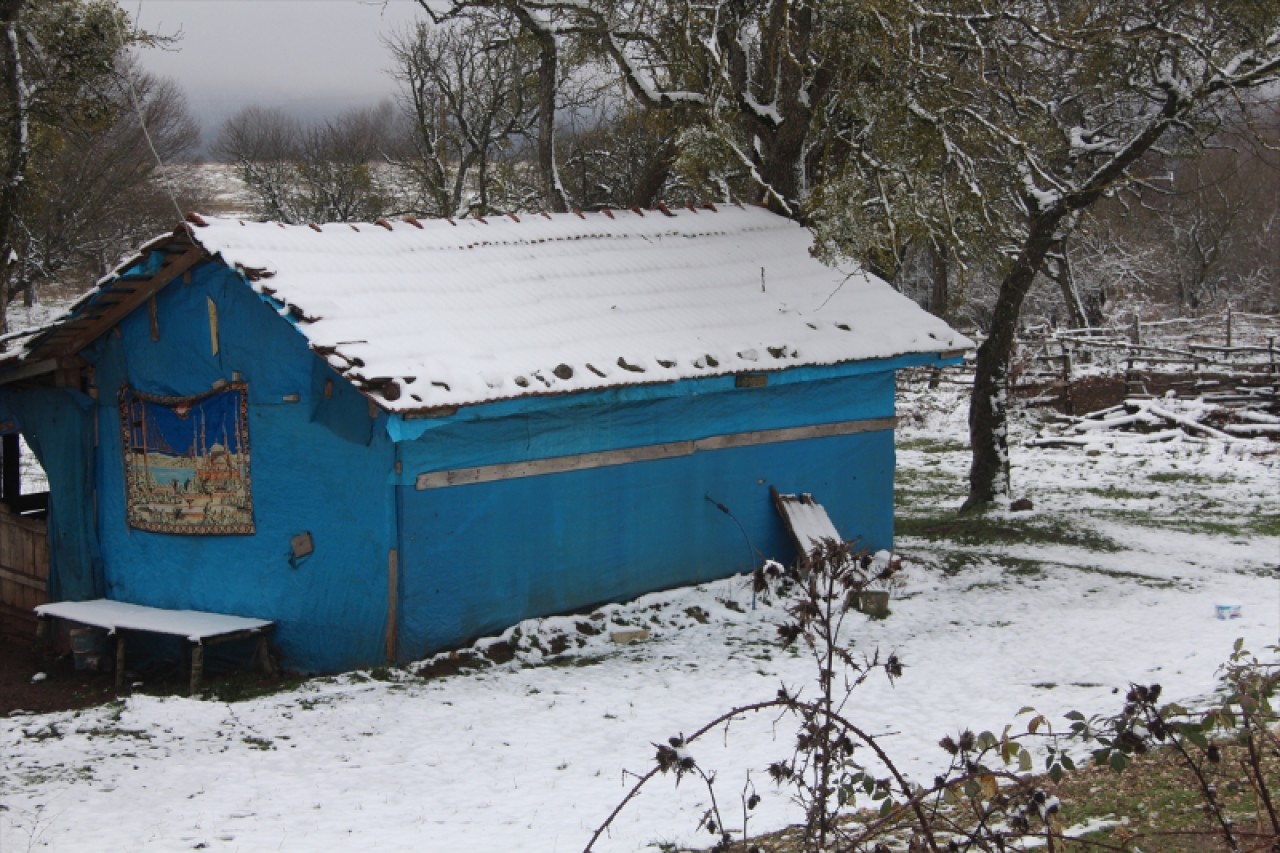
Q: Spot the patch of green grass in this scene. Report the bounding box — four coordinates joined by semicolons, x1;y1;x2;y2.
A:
896;513;1122;553
1049;739;1280;852
78;725;152;741
1249;513;1280;537
731;728;1280;853
22;722;62;740
896;437;969;454
367;666;398;682
1084;485;1158;501
1064;564;1177;587
993;556;1046;576
202;672;309;703
1147;471;1220;485
538;655;605;669
1102;511;1252;538
897;548;983;577
1194;519;1250;536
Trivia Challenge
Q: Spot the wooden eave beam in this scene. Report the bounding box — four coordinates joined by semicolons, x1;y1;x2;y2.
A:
30;246;209;360
0;357;58;386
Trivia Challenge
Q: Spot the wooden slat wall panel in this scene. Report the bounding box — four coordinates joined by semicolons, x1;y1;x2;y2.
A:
0;504;49;643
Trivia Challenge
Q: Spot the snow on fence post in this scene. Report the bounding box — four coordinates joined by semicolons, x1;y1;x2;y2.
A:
1264;338;1274;394
1061;340;1073;414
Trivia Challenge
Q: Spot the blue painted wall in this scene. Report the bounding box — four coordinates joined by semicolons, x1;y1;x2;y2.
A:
393;370;898;660
397;428;894;660
85;260;396;672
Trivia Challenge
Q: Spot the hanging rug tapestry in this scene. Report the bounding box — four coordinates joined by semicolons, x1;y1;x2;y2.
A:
119;384;254;535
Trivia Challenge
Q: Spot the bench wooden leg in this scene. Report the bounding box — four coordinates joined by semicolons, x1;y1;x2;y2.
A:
190;643;204;696
36;616;53;656
114;634;126;691
257;635;278;676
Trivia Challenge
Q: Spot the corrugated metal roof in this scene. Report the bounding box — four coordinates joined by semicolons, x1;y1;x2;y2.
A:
7;206;971;410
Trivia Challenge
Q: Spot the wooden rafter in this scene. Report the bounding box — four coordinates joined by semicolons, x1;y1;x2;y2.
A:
28;243;209;362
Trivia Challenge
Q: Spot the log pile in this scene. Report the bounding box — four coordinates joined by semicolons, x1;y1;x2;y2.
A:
1028;391;1280;448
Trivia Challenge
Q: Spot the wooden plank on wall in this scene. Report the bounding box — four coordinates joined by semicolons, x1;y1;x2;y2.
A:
207;296;220;356
0;507;49;622
0;566;47;592
385;549;398;662
415;416;898;490
38;247;206;359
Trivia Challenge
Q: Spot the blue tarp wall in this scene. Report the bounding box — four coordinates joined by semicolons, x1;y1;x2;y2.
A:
83;259;396;672
389;360;919;661
0;387;101;601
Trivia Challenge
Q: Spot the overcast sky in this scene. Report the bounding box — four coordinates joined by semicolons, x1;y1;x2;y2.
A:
131;0;426;152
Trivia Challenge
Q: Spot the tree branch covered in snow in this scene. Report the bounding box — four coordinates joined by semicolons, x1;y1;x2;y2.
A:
804;0;1280;511
0;0;181;331
418;0;842;215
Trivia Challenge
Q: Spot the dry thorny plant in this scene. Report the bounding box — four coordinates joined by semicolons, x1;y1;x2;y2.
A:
583;540;1280;853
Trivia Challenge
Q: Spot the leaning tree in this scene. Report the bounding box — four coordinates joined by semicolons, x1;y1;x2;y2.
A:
813;0;1280;509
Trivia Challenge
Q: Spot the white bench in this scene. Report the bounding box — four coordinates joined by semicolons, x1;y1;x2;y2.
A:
35;599;276;695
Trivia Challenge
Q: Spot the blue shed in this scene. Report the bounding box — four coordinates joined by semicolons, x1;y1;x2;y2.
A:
0;206;967;672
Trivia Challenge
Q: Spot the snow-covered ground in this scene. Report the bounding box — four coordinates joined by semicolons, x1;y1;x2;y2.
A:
1;383;1277;852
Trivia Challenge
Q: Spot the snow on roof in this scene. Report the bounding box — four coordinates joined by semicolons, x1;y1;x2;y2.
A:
185;206;969;411
6;206;967;410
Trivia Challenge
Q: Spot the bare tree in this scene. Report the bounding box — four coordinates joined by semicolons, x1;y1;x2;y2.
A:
387;14;539;218
1149;119;1280;312
557;99;690;210
0;0;30;328
213;106;305;222
418;0;817;214
296;102;397;223
214;103;397;224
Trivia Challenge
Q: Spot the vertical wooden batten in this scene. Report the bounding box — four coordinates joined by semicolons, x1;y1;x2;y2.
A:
386;549;398;662
148;296;159;341
207;297;220;356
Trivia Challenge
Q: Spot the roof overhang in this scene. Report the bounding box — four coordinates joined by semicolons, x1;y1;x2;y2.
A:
0;225;209;388
25;228;208;364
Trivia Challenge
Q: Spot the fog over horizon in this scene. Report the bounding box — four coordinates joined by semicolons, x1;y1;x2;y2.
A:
131;0;424;157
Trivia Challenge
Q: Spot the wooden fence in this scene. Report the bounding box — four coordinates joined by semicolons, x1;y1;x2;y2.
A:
0;503;48;643
905;311;1280;415
1017;312;1278;411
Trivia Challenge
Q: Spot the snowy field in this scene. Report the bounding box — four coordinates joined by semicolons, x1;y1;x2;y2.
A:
1;383;1277;852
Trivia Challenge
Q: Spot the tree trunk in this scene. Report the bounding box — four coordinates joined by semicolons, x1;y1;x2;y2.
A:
510;6;568;213
928;243;949;320
628;136;678;209
962;212;1064;512
533;40;567;213
751;2;814;216
1051;245;1088;329
0;0;27;336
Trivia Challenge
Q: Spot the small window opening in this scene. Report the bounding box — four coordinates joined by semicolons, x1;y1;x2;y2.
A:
1;433;50;518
